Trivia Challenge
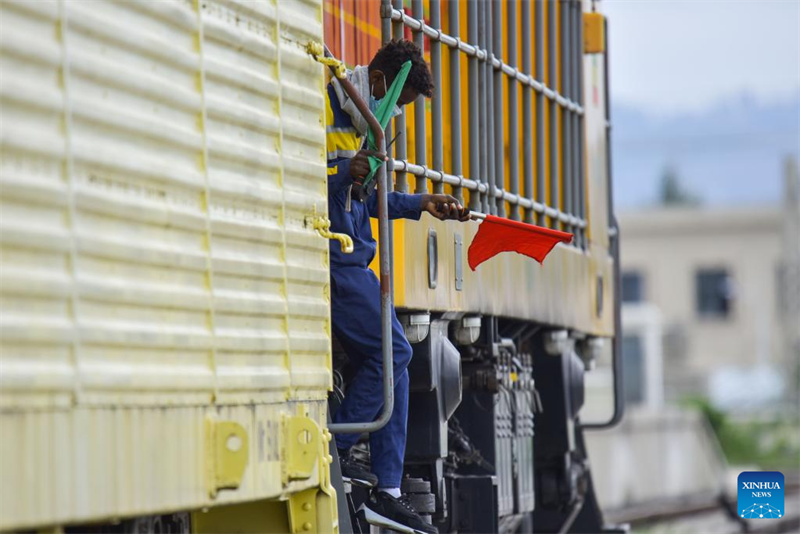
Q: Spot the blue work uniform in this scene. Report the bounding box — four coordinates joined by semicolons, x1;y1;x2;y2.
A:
325;82;422;488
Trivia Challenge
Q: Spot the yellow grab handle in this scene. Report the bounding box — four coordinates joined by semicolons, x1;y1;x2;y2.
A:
306;41;346;79
311;215;354;254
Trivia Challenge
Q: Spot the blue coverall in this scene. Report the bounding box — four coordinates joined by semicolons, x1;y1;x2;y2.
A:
325;83;422;488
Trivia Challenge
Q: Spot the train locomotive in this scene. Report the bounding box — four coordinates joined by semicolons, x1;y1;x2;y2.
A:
0;0;623;532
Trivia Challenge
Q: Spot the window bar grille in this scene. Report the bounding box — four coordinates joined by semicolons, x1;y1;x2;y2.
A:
385;5;584;114
381;0;588;235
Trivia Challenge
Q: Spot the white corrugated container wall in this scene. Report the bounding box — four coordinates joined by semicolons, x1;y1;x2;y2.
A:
0;0;332;529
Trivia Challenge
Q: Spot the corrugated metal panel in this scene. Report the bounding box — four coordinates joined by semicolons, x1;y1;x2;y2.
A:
0;0;329;528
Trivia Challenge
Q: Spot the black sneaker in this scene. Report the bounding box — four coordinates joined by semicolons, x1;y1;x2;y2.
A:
357;491;438;534
339;450;378;488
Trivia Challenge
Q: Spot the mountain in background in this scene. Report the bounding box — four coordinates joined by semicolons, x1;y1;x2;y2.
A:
611;93;800;209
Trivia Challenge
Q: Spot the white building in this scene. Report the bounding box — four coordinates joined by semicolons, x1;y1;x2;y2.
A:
616;158;799;409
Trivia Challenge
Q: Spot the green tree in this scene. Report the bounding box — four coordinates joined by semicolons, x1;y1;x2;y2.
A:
659;165;700;206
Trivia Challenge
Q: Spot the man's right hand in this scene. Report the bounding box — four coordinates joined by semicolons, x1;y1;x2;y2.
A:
350;149;388;180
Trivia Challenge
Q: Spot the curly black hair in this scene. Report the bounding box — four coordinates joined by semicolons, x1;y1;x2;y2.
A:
369;39;434;98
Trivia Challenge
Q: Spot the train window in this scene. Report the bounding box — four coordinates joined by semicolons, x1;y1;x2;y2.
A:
696;268;735;318
621;271;644;303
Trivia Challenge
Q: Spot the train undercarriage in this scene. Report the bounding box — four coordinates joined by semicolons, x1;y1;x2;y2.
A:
331;314;627;534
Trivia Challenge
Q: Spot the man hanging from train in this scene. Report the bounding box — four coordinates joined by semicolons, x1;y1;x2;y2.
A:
326;39;469;534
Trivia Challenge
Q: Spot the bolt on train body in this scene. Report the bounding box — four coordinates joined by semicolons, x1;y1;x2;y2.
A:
0;0;623;533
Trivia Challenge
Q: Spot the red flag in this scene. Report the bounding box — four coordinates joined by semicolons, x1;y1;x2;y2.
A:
468;215;573;271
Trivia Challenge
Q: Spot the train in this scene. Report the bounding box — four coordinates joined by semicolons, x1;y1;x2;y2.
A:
0;0;623;532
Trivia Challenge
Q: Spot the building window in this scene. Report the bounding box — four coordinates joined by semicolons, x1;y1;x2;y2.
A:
621;271;644;303
622;335;645;405
696;268;735;318
777;263;787;314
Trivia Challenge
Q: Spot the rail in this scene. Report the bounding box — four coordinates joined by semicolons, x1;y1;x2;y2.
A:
582;17;624;430
319;45;395;435
383;0;587;247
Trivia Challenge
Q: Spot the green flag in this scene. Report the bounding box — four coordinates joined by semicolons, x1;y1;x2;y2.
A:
363;60;412;187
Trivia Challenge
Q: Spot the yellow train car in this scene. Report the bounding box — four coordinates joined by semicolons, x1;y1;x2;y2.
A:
0;0;622;532
1;0;338;531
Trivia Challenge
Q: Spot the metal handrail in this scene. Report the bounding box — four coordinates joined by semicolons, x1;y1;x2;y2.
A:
322;46;395;435
390;159;588;229
582;17;625;430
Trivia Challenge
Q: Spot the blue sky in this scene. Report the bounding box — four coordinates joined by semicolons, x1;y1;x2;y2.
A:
603;0;800;208
603;0;800;116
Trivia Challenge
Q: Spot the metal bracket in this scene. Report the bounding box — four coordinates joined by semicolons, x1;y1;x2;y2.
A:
283;409;332;532
283;407;321;483
428;229;438;289
583;12;605;54
205;417;249;498
380;2;394;19
287;488;319;533
308;208;354;254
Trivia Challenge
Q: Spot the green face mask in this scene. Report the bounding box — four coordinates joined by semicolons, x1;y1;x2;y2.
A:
362;60;413;189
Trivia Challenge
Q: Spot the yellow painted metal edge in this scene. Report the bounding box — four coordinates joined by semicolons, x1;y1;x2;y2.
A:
584;12;605;54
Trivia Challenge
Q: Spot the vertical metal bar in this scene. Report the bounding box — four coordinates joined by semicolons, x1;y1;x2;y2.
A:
478;0;489;213
535;0;545;225
381;1;393;181
468;0;481;211
450;0;464;204
508;0;519;220
412;0;428;193
375;134;394;433
521;0;534;223
571;0;581;247
560;0;572;235
485;0;496;214
548;0;559;228
577;0;587;248
392;0;408;193
430;0;444;194
381;0;395;294
493;0;505;217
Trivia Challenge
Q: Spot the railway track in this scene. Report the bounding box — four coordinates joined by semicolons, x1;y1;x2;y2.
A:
605;482;799;534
